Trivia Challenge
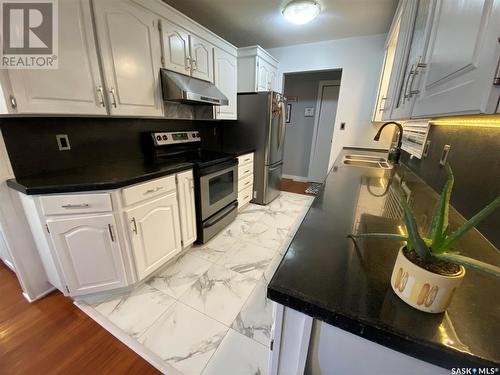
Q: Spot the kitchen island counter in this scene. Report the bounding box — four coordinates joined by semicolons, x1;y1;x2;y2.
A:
268;148;500;370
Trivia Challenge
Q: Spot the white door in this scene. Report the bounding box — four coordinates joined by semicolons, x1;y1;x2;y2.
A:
93;0;163;117
176;170;197;247
189;35;214;82
257;58;270;91
7;0;106;115
47;214;127;296
308;83;340;183
412;0;500;117
126;193;182;280
159;19;191;75
214;48;237;119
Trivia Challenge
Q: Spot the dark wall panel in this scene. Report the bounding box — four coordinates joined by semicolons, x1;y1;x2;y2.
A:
401;124;500;249
0;117;223;177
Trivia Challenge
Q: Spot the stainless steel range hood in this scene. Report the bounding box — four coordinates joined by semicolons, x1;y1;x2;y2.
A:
161;69;228;105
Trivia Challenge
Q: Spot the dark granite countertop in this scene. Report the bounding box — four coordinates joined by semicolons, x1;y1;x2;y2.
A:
228;149;256;157
7;159;194;195
268;148;500;369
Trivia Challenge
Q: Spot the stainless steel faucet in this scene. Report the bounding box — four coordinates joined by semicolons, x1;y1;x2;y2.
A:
374;121;403;164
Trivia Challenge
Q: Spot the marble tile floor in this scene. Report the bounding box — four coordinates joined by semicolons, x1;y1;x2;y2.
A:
78;192;314;375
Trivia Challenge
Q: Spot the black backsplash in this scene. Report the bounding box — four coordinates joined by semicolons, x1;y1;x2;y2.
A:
0;117;223;177
401;124;500;249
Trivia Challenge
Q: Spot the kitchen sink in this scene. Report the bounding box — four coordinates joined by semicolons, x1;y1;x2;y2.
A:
342;154;392;169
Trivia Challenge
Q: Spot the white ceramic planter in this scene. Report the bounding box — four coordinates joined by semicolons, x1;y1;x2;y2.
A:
391;247;465;313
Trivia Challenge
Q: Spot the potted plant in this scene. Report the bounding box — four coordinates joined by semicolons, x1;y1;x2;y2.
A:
350;165;500;313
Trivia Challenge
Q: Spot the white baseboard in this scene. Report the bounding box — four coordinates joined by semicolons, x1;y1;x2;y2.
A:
282;174;310;182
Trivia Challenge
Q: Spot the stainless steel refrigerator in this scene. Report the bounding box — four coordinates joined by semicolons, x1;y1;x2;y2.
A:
222;91;286;205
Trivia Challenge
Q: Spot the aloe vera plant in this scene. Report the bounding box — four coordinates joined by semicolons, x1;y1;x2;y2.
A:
350;165;500;278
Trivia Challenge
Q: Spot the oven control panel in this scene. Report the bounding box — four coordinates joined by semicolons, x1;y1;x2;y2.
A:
152;131;201;146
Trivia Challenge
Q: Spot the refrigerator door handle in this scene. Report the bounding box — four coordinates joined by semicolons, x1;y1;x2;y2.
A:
278;100;286;150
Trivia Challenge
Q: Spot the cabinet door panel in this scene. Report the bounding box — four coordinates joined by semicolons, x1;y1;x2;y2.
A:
47;214;126;296
214;48;237;119
8;0;105;115
126;193;181;280
160;19;190;75
257;58;270;91
176;170;197;247
94;0;163;117
412;0;500;116
190;35;214;82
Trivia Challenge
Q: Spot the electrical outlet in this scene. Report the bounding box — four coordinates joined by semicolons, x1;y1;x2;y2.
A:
422;140;431;158
56;134;71;151
439;144;451;166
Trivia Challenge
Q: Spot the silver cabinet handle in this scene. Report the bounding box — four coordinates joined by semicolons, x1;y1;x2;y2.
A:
131;217;138;234
244;181;251;186
109;88;117;108
191;59;197;71
143;186;163;195
9;95;17;109
61;203;90;209
108;224;115;242
97;86;105;107
409;57;427;98
402;64;416;104
186;56;191;71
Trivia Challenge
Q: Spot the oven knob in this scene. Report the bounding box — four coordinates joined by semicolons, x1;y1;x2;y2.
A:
192;133;196;138
162;135;168;140
196;132;200;137
156;135;162;141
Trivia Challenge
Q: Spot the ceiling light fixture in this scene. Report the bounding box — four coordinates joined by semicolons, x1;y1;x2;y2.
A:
282;0;321;25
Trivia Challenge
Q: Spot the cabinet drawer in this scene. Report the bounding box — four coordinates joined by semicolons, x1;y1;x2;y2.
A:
122;175;176;206
238;174;253;192
40;193;112;216
237;153;254;167
238;185;253;207
238;162;253;180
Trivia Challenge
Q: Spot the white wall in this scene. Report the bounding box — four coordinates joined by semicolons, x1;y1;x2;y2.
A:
268;34;394;170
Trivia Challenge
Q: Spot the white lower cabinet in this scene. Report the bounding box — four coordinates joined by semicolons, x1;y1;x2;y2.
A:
47;214;127;296
176;170;197;248
125;193;182;280
23;170;195;297
237;153;254;209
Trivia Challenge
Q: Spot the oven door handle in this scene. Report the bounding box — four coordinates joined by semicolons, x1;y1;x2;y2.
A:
203;201;238;228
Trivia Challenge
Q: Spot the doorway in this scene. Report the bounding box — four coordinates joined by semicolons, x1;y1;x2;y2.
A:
308;82;340;182
282;70;342;184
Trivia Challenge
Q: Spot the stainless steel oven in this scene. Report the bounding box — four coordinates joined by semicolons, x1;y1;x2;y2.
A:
199;161;238;221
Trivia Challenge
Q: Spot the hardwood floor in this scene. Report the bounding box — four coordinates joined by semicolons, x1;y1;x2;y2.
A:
0;262;160;375
280;178;315;196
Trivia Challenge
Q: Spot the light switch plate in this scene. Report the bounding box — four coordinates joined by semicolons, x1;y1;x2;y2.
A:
304;107;314;117
56;134;71;151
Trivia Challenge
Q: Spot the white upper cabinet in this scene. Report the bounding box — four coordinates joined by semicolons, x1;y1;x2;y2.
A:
372;4;403;122
189;35;214;83
6;0;106;115
159;19;191;75
125;193;182;280
176;170;197;247
159;19;215;83
93;0;163;117
375;0;500;120
214;48;238;119
390;0;435;120
238;46;280;93
47;214;127;296
412;0;500;117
